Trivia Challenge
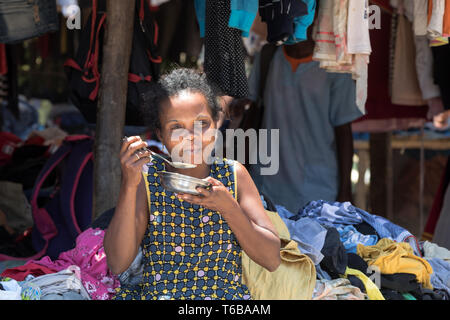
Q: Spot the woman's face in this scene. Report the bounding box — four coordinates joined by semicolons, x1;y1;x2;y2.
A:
157;91;218;165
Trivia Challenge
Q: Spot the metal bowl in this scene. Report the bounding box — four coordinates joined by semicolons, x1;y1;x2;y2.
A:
158;171;211;196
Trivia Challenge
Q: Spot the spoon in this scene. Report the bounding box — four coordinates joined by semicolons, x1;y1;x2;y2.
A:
122;136;197;169
147;148;197;169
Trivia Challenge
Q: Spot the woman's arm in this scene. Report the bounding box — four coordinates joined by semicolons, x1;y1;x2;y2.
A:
103;136;151;275
177;162;281;272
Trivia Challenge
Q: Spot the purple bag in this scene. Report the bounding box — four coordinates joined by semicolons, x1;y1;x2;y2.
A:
0;136;94;261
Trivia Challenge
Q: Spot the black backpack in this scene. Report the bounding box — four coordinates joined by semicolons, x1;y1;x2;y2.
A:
64;0;161;126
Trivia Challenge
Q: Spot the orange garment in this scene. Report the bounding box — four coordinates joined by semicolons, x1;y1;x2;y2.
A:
444;0;450;36
428;0;432;24
282;47;313;72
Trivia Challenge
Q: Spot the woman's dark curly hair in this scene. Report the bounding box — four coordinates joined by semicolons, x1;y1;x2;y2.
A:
140;68;222;134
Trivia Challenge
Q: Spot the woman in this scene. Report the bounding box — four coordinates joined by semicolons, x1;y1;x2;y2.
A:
103;68;281;300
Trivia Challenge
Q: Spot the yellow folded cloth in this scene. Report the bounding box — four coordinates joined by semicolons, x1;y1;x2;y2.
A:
357;238;433;289
343;267;385;300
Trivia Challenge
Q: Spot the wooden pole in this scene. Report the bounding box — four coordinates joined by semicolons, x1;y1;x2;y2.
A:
93;0;136;219
369;132;393;219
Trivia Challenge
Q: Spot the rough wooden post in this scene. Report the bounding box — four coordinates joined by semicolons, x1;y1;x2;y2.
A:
93;0;136;219
369;132;393;219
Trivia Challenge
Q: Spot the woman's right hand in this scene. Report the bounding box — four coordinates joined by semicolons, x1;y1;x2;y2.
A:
120;136;151;188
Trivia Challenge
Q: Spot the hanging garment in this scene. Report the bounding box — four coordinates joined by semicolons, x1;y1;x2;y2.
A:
391;15;427;106
312;278;366;300
431;42;450;109
414;0;430;36
346;0;372;113
258;0;308;44
284;0;317;45
0;0;59;43
228;0;259;37
29;228;120;300
114;157;251;300
203;0;249;98
353;5;428;131
356;238;434;289
414;35;441;101
343;267;385;300
312;0;369;113
428;0;446;39
0;44;7;76
443;0;450;36
155;0;202;63
241;210;316;300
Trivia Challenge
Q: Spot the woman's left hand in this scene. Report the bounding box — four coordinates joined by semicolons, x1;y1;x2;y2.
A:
176;177;238;215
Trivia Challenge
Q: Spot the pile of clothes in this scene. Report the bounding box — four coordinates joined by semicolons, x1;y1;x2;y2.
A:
269;199;450;300
1;199;449;300
0;228;121;300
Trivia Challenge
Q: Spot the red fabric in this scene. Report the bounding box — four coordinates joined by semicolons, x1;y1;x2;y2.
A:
0;44;7;75
24;135;46;146
356;2;428;123
0;132;22;166
0;262;57;281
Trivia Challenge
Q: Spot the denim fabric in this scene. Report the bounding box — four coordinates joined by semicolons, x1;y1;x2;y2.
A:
337;225;378;254
426;258;450;296
281;216;327;265
194;0;206;37
118;249;144;287
0;0;59;43
22;269;91;300
41;291;86;300
1;99;40;140
297;200;421;256
297;201;363;226
275;204;296;219
263;202;325;264
285;0;316;44
315;264;332;280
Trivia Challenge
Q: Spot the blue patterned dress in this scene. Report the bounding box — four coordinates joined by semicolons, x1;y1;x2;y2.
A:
113;157;251;300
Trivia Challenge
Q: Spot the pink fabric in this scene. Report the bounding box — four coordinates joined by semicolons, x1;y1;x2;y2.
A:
27;228;120;300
